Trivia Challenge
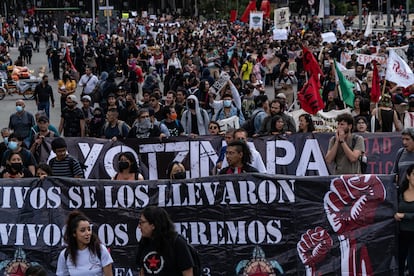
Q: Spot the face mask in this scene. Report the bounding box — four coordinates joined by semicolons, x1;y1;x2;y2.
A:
173;171;186;179
188;101;196;109
8;141;18;151
138;118;152;130
3;137;8;145
170;113;178;120
10;163;23;172
223;100;232;108
16;106;23;112
44;81;49;85
118;161;130;171
409;101;414;108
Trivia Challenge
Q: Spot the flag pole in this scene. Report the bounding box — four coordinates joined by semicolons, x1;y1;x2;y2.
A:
381;79;387;96
372;79;386;133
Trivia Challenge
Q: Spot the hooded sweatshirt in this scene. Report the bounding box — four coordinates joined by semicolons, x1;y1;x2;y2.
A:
181;95;210;135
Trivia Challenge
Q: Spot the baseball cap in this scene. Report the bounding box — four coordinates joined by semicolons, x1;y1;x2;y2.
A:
67;95;78;103
81;95;92;102
409;94;414;99
276;93;287;99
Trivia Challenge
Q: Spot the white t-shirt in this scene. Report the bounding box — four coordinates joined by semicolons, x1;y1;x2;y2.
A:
56;244;113;276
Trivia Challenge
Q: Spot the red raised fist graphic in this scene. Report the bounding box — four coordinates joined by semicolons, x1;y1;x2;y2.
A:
297;226;333;276
324;175;386;275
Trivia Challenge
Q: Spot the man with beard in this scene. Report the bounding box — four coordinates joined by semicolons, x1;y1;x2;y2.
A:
325;113;365;174
258;98;296;135
128;109;162;139
58;95;85;137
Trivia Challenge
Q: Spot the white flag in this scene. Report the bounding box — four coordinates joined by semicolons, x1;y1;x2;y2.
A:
386;50;414;88
321;32;337;43
364;13;373;37
335;19;346;35
318;0;324;18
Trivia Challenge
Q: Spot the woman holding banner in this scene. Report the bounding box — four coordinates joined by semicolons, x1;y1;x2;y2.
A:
394;164;414;276
56;210;113;276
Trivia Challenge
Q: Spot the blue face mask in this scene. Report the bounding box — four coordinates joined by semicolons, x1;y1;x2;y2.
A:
8;141;18;151
3;137;8;145
223;100;232;108
16;106;23;112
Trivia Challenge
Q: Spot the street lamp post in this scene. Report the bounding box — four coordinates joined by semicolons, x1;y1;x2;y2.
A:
92;0;96;31
359;0;362;30
387;0;391;27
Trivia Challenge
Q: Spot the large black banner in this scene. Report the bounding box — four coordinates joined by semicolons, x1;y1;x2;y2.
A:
39;133;401;180
0;174;397;275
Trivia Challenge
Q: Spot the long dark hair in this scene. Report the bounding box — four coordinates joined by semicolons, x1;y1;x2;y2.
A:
270;115;285;133
117;152;139;173
401;164;414;194
63;210;101;266
139;206;176;257
299;113;315;133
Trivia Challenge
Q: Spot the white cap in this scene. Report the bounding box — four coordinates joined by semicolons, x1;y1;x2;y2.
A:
276;93;287;99
81;95;91;102
67;94;78;103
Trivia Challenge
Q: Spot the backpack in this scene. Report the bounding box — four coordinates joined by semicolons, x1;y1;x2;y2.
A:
103;120;130;138
49;155;87;176
241;96;256;119
176;235;201;276
241;109;265;137
351;135;367;174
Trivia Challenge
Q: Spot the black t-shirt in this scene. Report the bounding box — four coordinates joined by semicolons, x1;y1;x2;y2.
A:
136;235;193;275
162;120;184;137
61;107;85;137
190;113;199;135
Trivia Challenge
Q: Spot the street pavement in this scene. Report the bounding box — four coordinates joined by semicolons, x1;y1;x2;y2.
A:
0;11;411;135
1;42;62;131
1;41;276;135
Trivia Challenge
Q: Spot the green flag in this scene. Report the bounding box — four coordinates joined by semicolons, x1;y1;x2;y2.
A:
335;61;355;108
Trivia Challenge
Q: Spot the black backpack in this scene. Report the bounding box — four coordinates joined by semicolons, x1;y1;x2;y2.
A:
351;135;367;174
241;110;265;137
176;235;201;276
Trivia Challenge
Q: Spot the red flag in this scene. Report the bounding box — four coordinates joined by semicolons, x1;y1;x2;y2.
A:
371;60;381;103
260;0;270;18
302;46;324;77
66;46;77;72
230;10;237;22
298;74;324;115
240;0;257;23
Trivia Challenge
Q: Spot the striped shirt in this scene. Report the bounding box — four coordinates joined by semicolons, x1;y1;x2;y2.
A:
49;155;84;178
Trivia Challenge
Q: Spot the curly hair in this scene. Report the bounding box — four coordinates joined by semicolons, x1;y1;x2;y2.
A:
63;210;101;266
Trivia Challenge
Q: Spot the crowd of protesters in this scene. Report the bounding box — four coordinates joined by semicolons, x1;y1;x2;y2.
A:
2;8;414;274
1;10;414;172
